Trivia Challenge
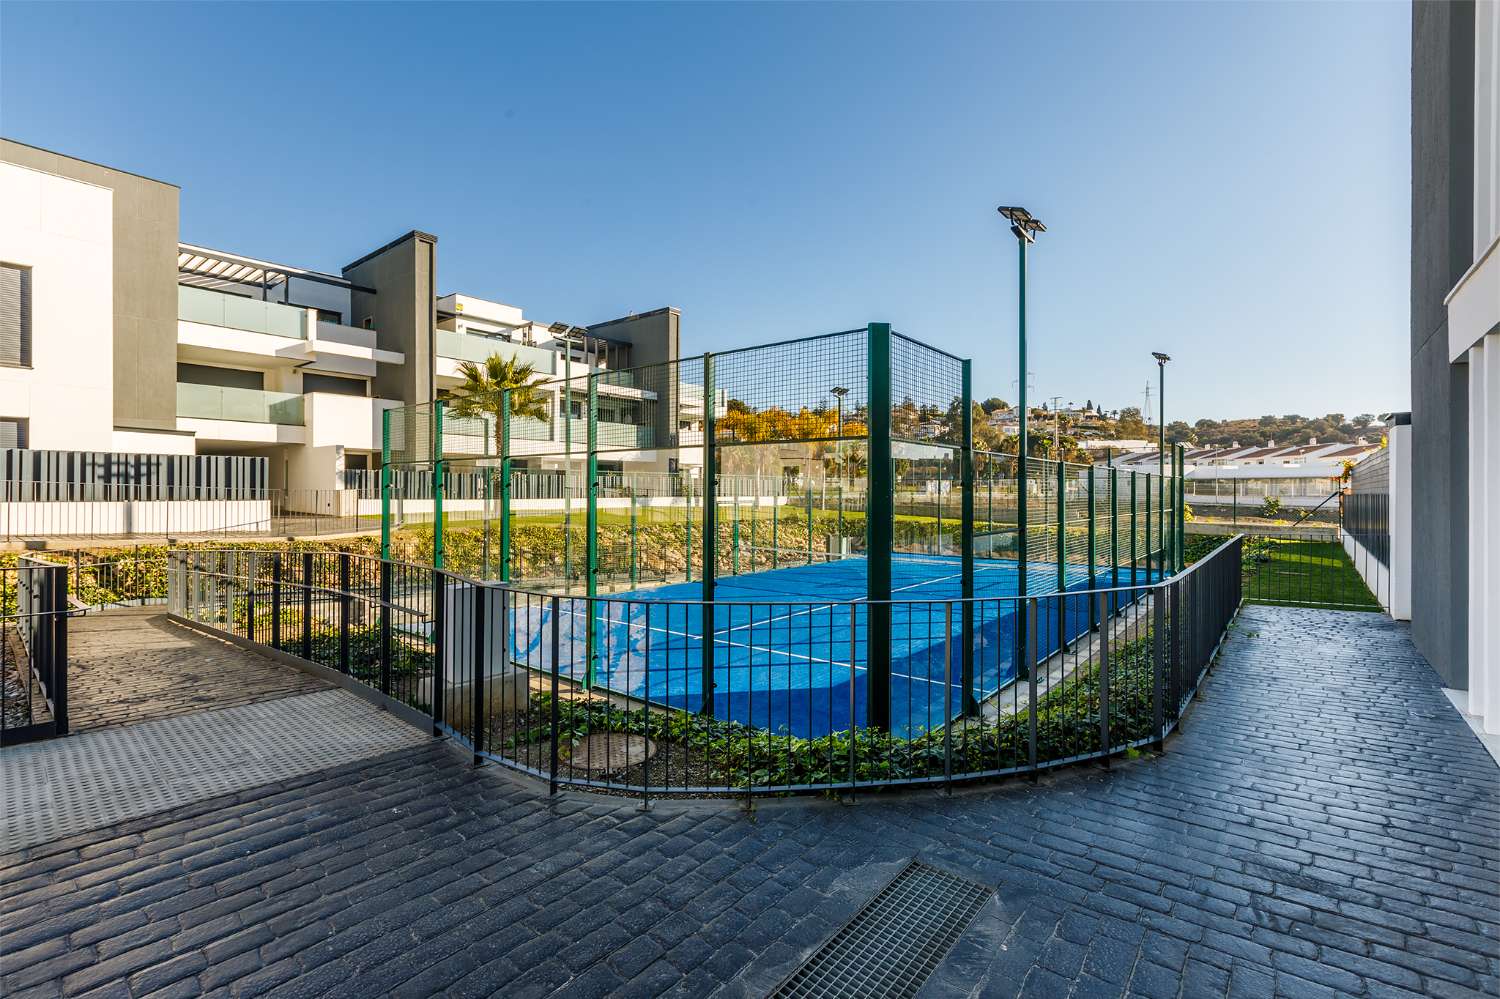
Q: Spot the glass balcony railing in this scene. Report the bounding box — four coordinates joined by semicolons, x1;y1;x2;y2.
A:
178;285;308;340
566;419;655;449
176;383;305;426
436;329;557;374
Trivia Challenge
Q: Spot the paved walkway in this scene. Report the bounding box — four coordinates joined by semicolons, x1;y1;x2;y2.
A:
1;688;430;850
66;611;326;733
2;606;1496;998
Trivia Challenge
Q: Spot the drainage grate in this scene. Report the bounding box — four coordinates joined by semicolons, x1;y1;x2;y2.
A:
770;862;992;999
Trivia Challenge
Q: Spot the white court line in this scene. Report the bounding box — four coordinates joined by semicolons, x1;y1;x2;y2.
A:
707;558;1018;639
545;603;964;689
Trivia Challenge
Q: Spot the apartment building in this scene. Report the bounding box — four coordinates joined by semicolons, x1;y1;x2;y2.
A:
0;140;682;527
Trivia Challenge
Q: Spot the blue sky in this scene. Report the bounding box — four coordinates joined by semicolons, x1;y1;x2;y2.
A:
1;2;1410;422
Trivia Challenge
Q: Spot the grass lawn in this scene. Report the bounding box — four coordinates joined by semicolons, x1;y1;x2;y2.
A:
1243;539;1381;610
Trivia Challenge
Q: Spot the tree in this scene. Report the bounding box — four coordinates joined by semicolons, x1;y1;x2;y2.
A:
1352;413;1374;428
980;397;1010;414
1166;420;1194;445
447;354;551;454
1117;407;1147;438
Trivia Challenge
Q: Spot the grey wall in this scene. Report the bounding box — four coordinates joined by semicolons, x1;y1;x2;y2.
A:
0;139;181;433
1409;1;1474;687
589;308;680;370
342;231;437;406
590;308;681;448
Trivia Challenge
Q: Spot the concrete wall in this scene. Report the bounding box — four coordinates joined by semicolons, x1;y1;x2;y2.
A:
589;308;680;453
1410;1;1475;688
343;231;437;407
0;162;115;451
0;140;180;434
589;307;679;369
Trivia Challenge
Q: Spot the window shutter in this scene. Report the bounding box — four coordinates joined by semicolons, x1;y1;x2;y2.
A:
0;418;26;449
0;264;32;367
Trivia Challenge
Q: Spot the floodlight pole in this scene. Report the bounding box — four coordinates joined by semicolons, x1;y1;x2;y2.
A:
998;207;1043;602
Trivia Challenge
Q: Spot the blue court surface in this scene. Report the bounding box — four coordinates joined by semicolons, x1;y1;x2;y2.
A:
509;554;1162;739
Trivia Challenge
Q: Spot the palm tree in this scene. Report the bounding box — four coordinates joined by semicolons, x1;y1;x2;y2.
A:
447;354;550;454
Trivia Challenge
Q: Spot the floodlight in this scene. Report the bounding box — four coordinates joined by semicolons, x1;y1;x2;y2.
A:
998;206;1045;243
1152;352;1171;363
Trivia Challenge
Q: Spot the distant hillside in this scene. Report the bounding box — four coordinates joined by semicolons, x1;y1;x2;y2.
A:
990;403;1387;453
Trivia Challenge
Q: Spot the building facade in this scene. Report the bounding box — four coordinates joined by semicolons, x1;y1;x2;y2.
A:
1411;0;1500;732
0;140;681;527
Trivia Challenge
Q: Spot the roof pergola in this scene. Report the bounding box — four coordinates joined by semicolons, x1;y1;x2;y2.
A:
177;243;353;292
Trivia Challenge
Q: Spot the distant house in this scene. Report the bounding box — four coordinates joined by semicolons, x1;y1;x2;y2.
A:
1103;438;1383;509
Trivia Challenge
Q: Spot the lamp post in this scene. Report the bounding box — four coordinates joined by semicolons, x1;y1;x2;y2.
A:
998;206;1046;600
1152;352;1171;576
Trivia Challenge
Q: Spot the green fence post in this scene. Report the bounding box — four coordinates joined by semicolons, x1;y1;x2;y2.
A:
1145;468;1153;582
1110;462;1119;612
771;488;779;568
751;487;759;571
563;354;573;589
433;402;446;570
1130;472;1138;587
867;323;893;732
1056;459;1067;652
936;481;944;556
960;359;976;716
732;490;741;575
700;353;717;715
1177;444;1186;571
585;373;599;690
499;391;511;583
1087;463;1097;631
380;409;392;561
629;488;638;585
805;478;815;564
1158;455;1165;580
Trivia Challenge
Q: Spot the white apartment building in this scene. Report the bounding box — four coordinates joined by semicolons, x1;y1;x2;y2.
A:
1108;438;1384;509
0;141;684;536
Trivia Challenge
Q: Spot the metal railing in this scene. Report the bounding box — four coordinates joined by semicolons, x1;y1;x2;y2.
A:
167;536;1243;797
1;557;69;745
1;487;379;541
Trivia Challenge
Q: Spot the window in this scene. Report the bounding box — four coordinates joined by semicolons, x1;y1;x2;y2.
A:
177;363;265;391
362;316;374;330
0;417;27;449
302;372;367;397
1;264;32;367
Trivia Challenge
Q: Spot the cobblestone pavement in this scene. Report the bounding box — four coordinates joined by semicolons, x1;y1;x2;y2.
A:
2;606;1496;998
65;611;326;733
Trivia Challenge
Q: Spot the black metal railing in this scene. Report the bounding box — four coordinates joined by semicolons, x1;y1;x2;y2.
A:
166;536;1243;797
1;557;70;745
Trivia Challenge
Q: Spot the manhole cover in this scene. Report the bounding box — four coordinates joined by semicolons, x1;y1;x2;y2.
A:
771;861;991;999
567;733;655;774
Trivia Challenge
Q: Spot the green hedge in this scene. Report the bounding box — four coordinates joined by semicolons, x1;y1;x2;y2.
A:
501;630;1165;789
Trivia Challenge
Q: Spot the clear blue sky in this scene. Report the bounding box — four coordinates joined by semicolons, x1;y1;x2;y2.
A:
1;2;1410;423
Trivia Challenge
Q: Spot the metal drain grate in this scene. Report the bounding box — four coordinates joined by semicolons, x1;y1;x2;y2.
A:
771;862;992;999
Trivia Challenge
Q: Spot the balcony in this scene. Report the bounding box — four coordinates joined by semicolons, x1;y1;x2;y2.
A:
178;285;307;340
176;383;305;426
436;330;557;374
570;419;656;450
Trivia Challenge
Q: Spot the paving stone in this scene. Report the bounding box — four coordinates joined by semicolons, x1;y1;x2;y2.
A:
0;605;1493;998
